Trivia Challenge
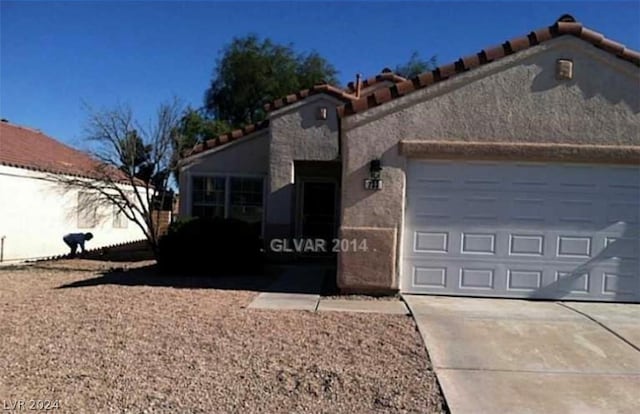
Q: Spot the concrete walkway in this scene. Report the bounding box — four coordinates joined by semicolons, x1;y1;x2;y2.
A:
317;299;408;314
248;266;326;311
404;295;640;414
248;266;408;314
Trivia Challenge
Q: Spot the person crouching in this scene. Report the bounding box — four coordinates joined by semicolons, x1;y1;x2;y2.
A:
62;232;93;258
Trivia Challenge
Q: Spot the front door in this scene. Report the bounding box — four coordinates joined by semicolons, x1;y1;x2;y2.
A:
300;181;337;242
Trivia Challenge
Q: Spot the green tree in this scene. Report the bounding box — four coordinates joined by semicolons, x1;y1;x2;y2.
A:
171;108;231;183
118;130;152;180
395;52;438;78
174;108;230;156
205;35;338;127
296;51;336;87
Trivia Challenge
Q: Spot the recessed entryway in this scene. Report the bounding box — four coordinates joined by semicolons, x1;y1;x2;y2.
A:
294;161;341;247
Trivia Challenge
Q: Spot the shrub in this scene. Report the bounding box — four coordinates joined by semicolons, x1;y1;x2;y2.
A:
157;217;262;275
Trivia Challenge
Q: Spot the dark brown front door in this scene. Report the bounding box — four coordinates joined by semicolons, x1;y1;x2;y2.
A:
301;181;337;241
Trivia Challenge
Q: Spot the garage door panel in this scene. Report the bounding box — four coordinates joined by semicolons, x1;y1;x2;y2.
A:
602;272;636;297
509;234;545;256
406;260;637;300
409;162;640;190
405;227;630;263
607;201;639;224
410;260;504;292
553;271;591;295
403;161;640;302
408;194;615;229
602;236;639;260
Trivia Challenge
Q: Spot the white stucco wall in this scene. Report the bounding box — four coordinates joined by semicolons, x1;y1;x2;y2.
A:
0;165;147;262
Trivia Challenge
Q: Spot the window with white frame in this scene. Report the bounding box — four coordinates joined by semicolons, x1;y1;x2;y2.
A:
190;175;263;224
77;191;98;228
230;177;263;224
191;176;226;219
113;205;128;228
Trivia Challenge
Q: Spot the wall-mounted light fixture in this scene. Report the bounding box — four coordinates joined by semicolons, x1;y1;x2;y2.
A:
370;159;382;178
556;59;573;80
364;158;383;190
316;106;328;120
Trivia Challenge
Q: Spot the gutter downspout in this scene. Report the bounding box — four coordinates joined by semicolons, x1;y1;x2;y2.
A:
1;236;5;263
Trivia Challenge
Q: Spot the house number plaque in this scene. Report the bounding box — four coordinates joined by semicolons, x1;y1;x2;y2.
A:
364;178;382;190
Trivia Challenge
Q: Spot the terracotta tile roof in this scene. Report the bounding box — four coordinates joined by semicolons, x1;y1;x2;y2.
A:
261;70;407;113
339;15;640;117
344;69;407;93
184;71;407;159
185;83;354;158
183;119;270;158
262;84;357;112
0;121;126;181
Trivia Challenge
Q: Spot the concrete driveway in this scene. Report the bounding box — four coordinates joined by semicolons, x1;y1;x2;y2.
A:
404;296;640;414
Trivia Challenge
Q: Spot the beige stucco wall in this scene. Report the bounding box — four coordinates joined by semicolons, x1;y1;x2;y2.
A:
178;131;269;217
266;95;342;239
178;94;343;238
338;36;640;292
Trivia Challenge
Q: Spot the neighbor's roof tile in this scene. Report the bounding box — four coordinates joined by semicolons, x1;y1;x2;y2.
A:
0;121;125;181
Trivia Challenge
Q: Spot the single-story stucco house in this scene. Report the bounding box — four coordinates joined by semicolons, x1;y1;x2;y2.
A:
179;15;640;302
0;121;147;262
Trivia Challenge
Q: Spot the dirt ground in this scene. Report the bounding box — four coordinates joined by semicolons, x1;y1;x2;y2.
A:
0;260;446;413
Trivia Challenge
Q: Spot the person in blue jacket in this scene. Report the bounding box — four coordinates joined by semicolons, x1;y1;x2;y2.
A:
62;232;93;257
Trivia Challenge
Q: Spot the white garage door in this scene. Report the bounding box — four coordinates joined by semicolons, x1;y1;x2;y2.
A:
403;161;640;302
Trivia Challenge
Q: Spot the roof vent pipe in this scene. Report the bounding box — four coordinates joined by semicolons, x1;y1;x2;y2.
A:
557;14;576;23
355;74;362;98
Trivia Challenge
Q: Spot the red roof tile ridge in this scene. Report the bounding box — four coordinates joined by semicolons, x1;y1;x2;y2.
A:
338;14;640;117
1;121;92;159
0;121;135;184
345;69;408;92
182;119;270;158
185;73;399;158
1;121;48;136
261;70;407;114
263;83;358;112
185;77;388;158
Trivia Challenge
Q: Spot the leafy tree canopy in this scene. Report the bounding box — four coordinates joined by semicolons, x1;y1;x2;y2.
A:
119;130;152;181
174;108;230;157
394;52;438;79
170;107;231;183
205;35;338;127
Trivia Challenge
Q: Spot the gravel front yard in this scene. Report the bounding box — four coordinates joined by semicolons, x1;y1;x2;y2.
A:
0;260;445;413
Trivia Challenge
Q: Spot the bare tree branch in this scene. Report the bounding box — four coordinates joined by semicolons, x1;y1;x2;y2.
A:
51;100;183;255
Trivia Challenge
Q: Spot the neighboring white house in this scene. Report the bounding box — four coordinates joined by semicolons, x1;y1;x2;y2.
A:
0;121;147;262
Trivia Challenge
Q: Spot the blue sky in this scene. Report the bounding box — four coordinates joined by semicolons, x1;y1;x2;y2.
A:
1;1;639;150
